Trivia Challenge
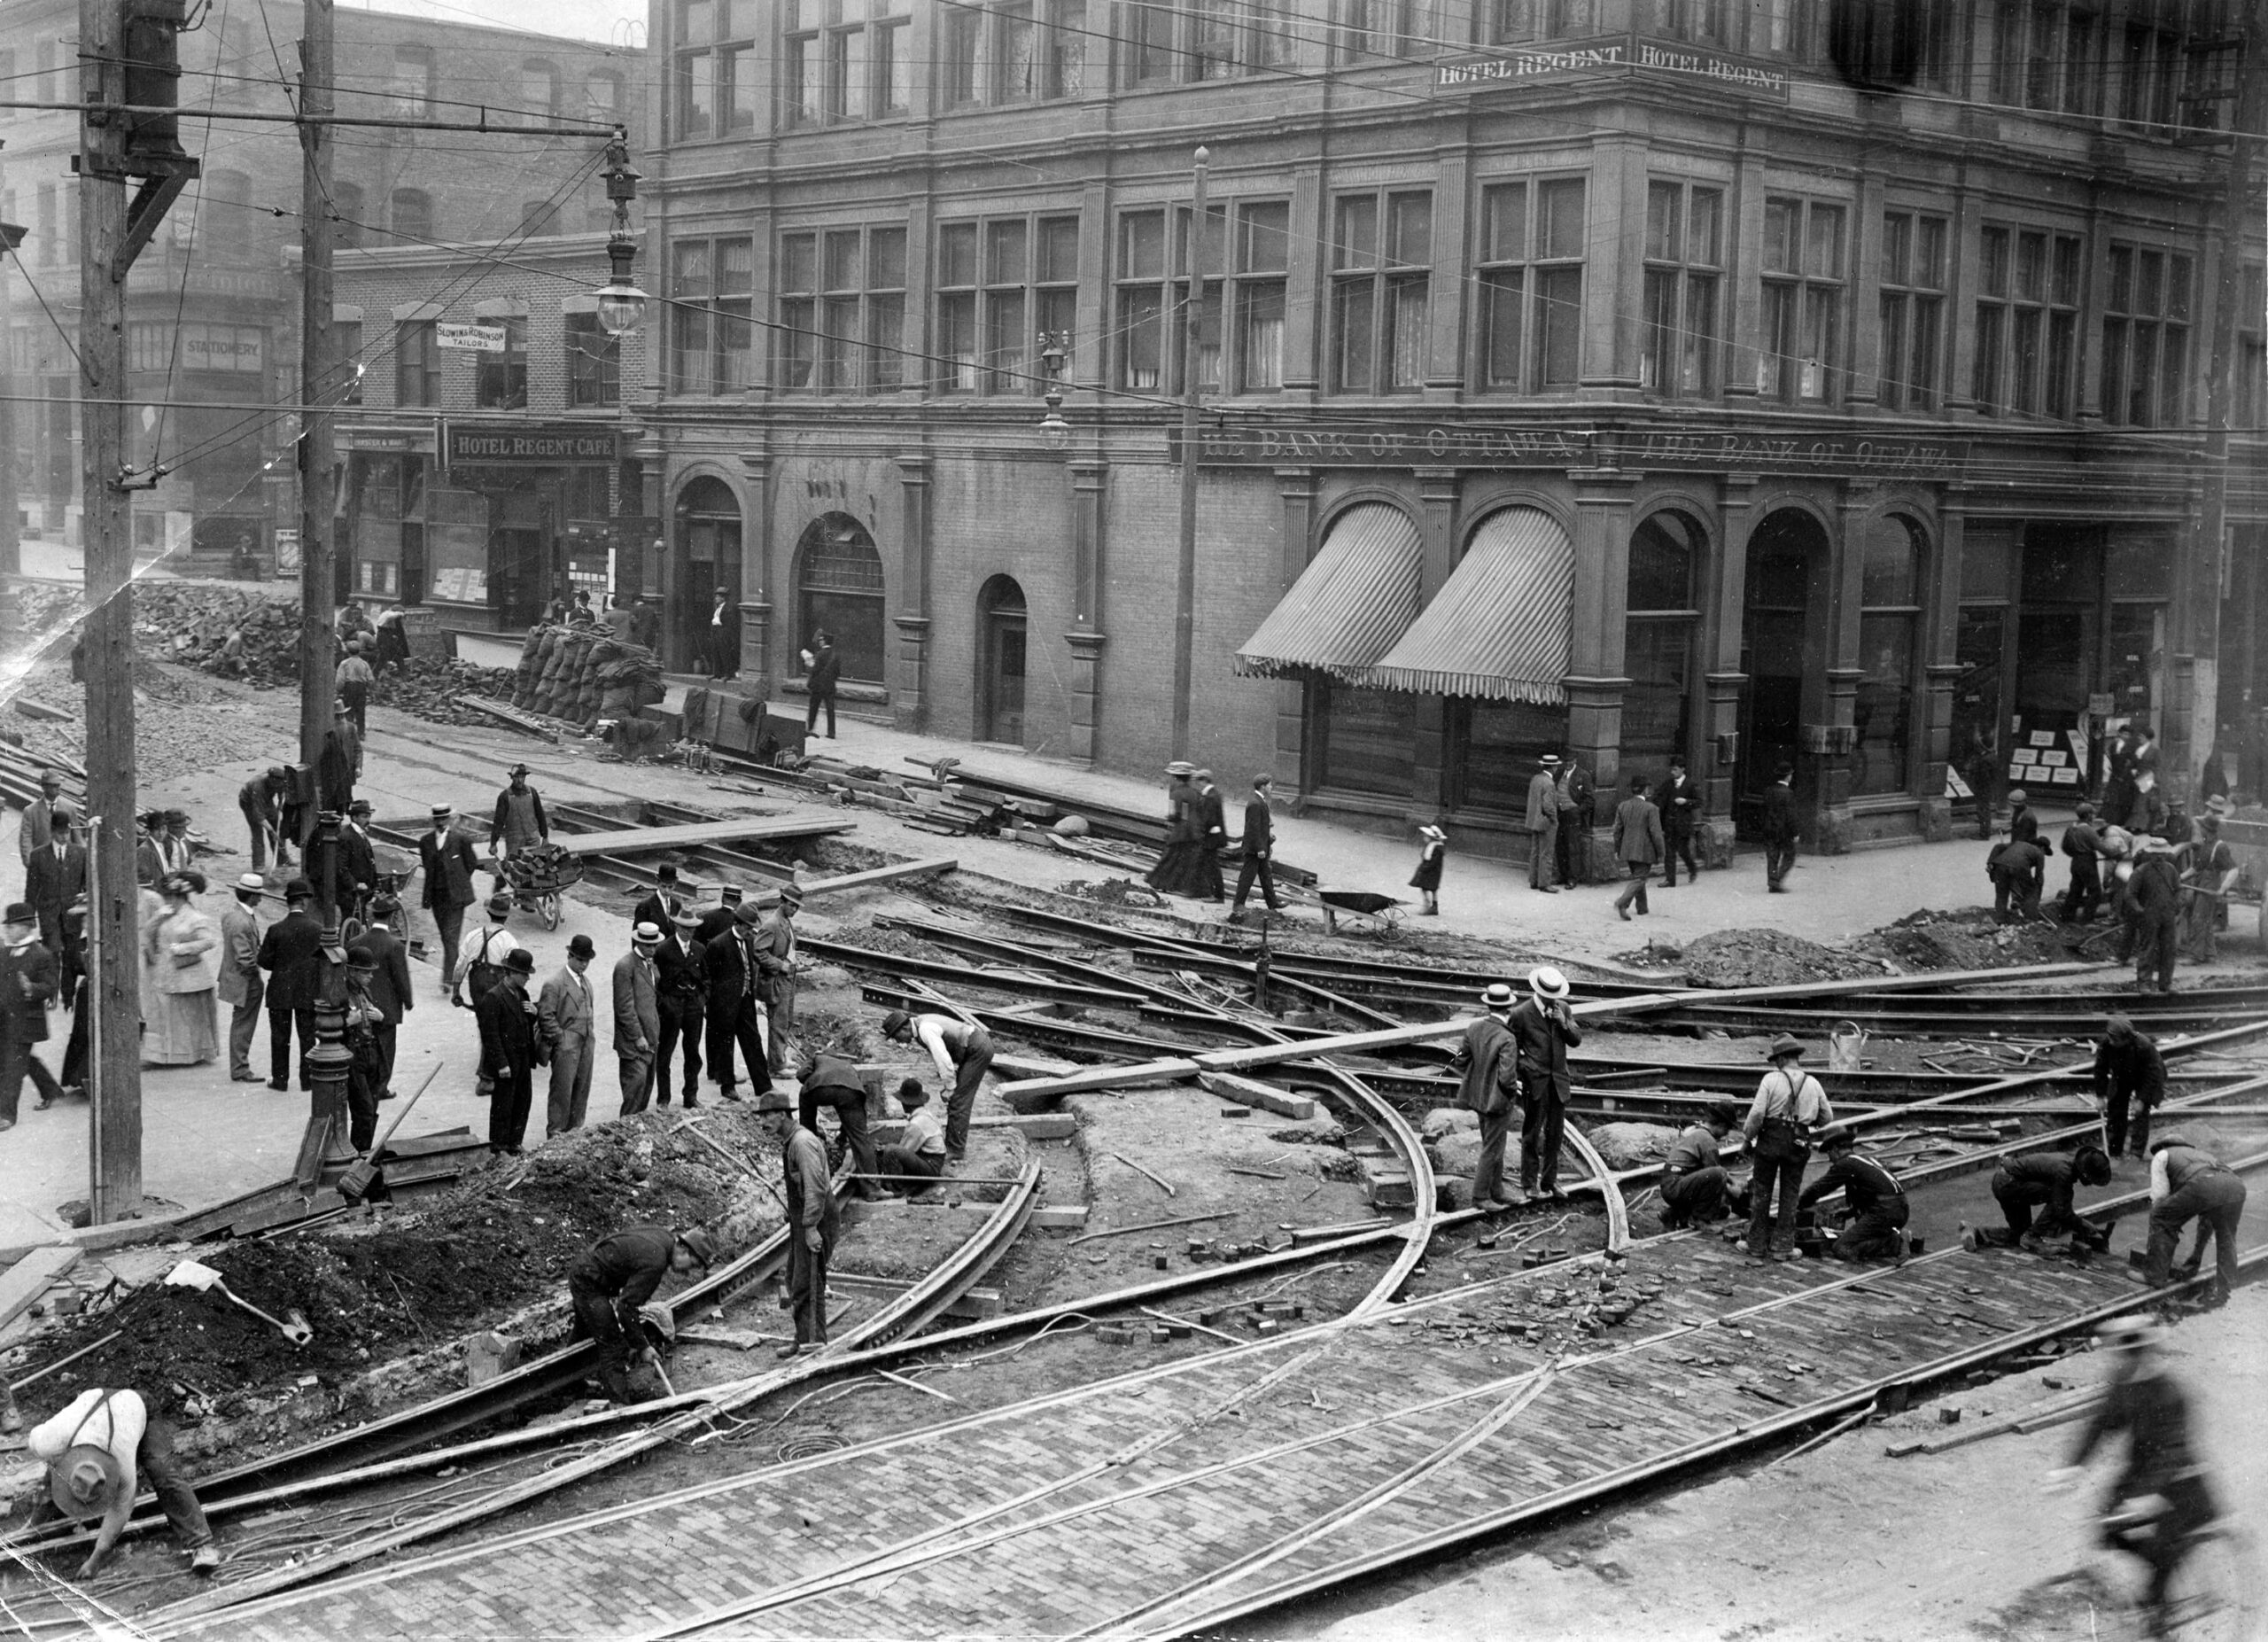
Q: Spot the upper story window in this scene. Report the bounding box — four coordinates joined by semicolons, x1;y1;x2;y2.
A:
675;0;757;139
1127;2;1285;85
940;1;1084;107
1488;1;1597;42
1642;180;1721;400
1476;177;1585;394
1758;195;1845;403
518;199;562;237
2237;265;2264;435
938;214;1078;393
396;320;441;408
1331;190;1431;394
670;235;754;394
1657;0;1729;45
335;315;364;405
330;181;364;247
1112;200;1285;395
565;310;619;408
1338;0;1424;62
520;58;561;115
585;69;625;118
390;188;434;243
1877;210;1947;411
475;314;528;409
388;46;434;118
786;0;912;125
1972;224;2081;418
1991;2;2103;114
779;224;908;393
2101;240;2192;427
2117;0;2185;128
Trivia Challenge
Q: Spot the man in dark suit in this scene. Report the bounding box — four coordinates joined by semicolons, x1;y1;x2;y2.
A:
803;631;839;739
708;587;740;681
654;907;707;1106
1761;763;1800;894
357;895;413;1099
1229;773;1283;920
475;947;540;1156
0;902;63;1127
418;804;481;998
703;902;770;1101
24;808;85;961
1654;754;1703;887
255;879;324;1091
633;862;687;935
341;799;380;929
695;884;742;946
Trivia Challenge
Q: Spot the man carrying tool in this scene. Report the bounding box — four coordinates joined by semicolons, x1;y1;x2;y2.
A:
490;764;549;862
2142;1133;2247;1309
759;1090;836;1358
236;766;289;868
2094;1014;2166;1161
1449;983;1522;1212
1658;1101;1741;1230
1797;1124;1909;1262
1966;1146;2114;1253
875;1078;944;1191
797;1046;882;1200
565;1225;714;1403
1743;1034;1833;1262
882;1008;993;1160
18;1386;220;1577
1506;967;1581;1201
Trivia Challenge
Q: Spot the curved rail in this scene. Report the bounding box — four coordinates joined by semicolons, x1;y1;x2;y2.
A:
1557;1122;1630;1254
137;1165;1046;1635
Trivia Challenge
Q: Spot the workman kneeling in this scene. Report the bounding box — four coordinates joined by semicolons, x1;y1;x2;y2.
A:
1658;1101;1740;1230
567;1225;715;1403
797;1048;882;1201
875;1078;946;1193
1798;1125;1910;1262
1967;1147;2114;1254
17;1387;220;1579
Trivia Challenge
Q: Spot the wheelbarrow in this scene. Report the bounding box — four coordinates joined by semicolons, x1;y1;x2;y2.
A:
163;1260;313;1346
1316;888;1405;939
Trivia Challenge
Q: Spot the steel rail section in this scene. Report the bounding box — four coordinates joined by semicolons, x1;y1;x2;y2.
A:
804;935;1153;1009
138;1164;1048;1633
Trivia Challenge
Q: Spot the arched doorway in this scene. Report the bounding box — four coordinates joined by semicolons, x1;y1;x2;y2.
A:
976;575;1028;745
1621;509;1705;790
673;477;742;673
792;513;886;687
1736;508;1832;834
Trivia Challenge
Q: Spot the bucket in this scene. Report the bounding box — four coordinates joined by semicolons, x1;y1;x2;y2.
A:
1828;1020;1868;1071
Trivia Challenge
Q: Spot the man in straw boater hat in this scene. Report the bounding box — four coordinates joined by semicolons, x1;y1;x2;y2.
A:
1450;983;1522;1211
1524;752;1563;892
1741;1033;1834;1263
19;1385;220;1577
1507;966;1582;1200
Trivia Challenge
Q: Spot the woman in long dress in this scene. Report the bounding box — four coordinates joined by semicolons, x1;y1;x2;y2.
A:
1144;762;1212;899
143;871;221;1067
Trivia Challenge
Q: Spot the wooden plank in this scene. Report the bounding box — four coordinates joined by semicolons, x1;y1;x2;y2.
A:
0;1247;82;1331
1030;1205;1089;1229
800;857;958;897
1197;1071;1319;1121
969;1114;1079;1140
548;817;856;857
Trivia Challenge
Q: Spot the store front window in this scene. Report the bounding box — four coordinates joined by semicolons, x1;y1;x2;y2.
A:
1854;515;1923;797
1622;510;1702;783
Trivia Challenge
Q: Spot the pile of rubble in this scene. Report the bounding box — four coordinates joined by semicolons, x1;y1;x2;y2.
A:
1679;928;1894;989
1861;908;2084;972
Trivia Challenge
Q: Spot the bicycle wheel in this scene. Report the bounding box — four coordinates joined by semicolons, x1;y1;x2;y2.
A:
2156;1525;2264;1640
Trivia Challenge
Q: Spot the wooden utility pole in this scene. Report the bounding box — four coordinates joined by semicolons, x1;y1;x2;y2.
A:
298;0;336;787
79;0;143;1222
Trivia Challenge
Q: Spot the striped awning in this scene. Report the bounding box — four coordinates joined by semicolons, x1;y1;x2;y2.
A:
1362;506;1573;704
1233;502;1423;681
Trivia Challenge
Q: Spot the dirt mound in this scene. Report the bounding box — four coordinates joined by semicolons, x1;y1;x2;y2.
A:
1860;908;2084;971
1059;877;1167;908
19;1112;770;1426
1679;929;1889;990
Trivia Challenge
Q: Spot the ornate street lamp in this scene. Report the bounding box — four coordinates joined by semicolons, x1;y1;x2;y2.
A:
1037;331;1072;451
595;130;648;339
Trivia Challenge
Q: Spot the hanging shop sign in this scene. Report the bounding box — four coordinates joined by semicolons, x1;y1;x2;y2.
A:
436;323;509;353
441;420;622;469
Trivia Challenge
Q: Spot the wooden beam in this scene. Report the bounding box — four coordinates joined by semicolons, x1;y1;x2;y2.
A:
0;1247;82;1332
800;856;958;896
548;817;856;857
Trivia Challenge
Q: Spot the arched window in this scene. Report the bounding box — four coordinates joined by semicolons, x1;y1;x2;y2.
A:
675;477;742;668
390;188;433;243
518;199;561;237
585;69;625;117
1623;510;1703;779
795;513;886;686
520;58;561;114
330;181;365;247
1855;515;1924;796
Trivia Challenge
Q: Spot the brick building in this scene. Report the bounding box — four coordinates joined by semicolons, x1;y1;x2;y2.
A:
641;0;2264;859
0;0;638;569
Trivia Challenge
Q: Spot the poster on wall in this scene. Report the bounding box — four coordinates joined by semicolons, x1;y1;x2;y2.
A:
273;528;299;575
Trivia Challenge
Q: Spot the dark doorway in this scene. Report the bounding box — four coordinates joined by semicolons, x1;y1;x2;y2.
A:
674;478;742;673
1736;509;1831;837
401;521;428;605
489;527;545;628
977;575;1028;745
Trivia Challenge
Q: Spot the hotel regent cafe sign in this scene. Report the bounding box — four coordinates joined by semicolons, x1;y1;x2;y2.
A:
442;420;623;469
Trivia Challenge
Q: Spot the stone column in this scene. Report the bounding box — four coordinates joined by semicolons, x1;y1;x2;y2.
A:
1063;456;1109;766
1702;473;1759;863
1581;135;1646;397
1814;485;1874;853
1724;144;1767;406
1567;468;1637;877
893;453;932;733
1409;468;1460;822
1273;468;1318;797
736;443;771;681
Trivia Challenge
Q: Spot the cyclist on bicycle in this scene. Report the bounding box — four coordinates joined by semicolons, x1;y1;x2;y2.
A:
2046;1316;2221;1638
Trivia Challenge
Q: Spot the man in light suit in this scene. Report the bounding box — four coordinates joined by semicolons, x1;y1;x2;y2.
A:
217;875;266;1083
17;768;64;868
1524;752;1562;893
540;933;599;1139
614;922;662;1117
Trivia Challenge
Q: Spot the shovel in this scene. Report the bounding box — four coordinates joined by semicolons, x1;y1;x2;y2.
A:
338;1060;446;1205
163;1260;314;1346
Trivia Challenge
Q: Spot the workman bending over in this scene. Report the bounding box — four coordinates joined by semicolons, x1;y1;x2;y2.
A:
875;1079;945;1191
2094;1014;2166;1161
17;1387;220;1579
761;1091;837;1358
797;1047;882;1200
1966;1147;2114;1253
567;1225;715;1404
1658;1101;1741;1230
2144;1133;2246;1308
1797;1124;1909;1262
882;1008;992;1160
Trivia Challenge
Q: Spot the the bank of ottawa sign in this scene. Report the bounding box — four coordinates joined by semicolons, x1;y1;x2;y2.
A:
441;421;622;468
